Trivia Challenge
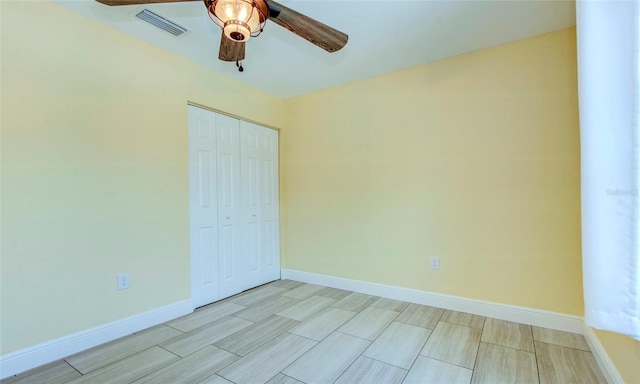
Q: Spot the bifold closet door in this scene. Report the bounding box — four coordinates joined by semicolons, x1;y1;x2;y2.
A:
189;106;280;308
241;121;280;288
188;106;219;308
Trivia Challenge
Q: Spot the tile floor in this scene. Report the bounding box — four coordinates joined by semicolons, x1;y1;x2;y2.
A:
2;280;607;384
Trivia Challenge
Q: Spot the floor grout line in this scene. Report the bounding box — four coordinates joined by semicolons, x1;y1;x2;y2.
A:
532;326;542;384
65;359;84;377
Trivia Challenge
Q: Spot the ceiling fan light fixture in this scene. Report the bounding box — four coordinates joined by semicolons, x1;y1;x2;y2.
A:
208;0;268;42
223;20;251;41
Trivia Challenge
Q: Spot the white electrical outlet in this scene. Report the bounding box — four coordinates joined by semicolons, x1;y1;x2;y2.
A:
117;273;130;290
430;257;440;270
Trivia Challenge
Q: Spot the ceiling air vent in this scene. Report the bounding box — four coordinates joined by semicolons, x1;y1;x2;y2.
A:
135;9;188;36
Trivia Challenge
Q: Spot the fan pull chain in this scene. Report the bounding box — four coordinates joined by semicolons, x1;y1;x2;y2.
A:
236;60;244;72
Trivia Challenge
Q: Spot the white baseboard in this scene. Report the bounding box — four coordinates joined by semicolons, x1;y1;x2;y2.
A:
282;269;583;333
0;300;192;380
582;325;625;384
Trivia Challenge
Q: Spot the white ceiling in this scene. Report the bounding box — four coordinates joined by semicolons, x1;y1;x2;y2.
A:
54;0;576;99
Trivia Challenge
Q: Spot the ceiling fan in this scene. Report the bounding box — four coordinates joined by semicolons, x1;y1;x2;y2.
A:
95;0;348;70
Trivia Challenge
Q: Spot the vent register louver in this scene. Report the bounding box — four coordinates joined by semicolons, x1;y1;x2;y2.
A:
135;9;188;36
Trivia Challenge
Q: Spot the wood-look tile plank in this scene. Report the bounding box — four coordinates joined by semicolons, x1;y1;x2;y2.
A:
65;325;182;374
265;373;304;384
316;287;352;300
420;322;481;369
2;360;81;384
218;333;316;384
132;345;237;383
282;332;370;384
481;318;534;352
532;327;590;351
277;295;337;321
214;315;299;356
229;285;288;307
396;303;444;329
335;356;407;384
332;292;377;312
160;316;253;357
233;295;300;322
471;342;538;384
535;341;606;383
281;284;327;300
67;347;178;384
288;307;357;341
267;280;305;290
363;322;431;369
441;310;485;329
371;297;409;312
338;306;399;340
404;356;473;384
166;302;246;332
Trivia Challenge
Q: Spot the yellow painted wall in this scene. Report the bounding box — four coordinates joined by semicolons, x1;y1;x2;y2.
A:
0;0;283;354
593;329;640;383
282;28;582;315
283;27;640;382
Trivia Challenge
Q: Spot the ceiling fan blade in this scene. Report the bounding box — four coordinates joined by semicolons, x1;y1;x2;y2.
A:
219;34;246;62
95;0;199;6
267;1;348;53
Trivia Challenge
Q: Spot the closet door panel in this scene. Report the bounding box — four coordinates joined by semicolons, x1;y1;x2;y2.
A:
261;129;280;282
241;121;280;286
216;114;244;297
241;123;264;287
188;106;219;307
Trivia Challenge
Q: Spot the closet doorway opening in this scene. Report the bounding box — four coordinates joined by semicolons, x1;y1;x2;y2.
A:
188;105;280;308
